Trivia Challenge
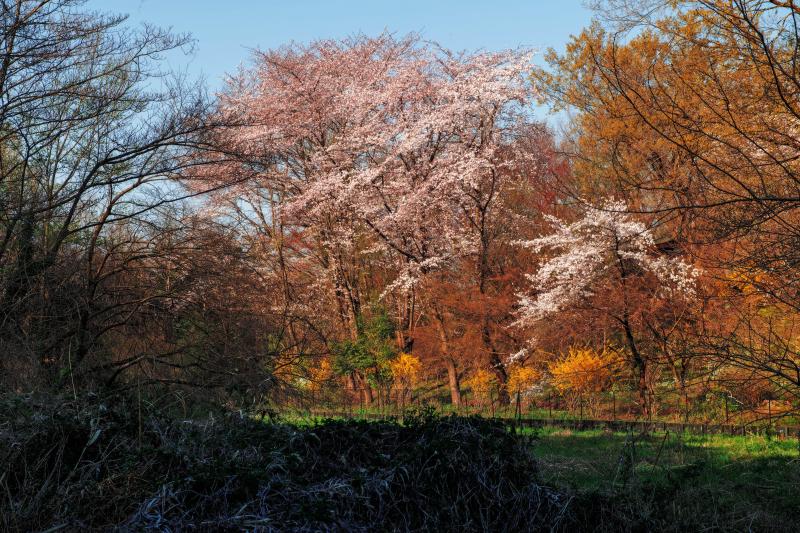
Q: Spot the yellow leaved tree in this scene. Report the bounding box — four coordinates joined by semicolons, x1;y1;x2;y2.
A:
549;346;618;414
463;369;497;409
390;353;421;406
506;365;541;405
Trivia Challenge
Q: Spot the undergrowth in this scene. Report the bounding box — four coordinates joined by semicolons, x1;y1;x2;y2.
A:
0;394;564;532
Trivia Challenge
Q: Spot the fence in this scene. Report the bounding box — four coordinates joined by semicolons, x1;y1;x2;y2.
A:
297;382;800;438
303;408;800;439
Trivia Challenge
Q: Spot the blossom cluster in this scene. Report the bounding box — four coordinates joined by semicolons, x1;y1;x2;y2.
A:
209;34;536;286
516;200;698;324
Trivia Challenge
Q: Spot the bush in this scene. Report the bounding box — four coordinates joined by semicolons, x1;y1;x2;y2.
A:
1;394;566;531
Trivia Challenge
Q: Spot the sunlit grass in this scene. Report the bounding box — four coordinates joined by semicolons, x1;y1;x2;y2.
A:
526;425;800;528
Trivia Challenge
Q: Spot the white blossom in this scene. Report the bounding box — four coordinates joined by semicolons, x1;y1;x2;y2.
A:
516;200;699;325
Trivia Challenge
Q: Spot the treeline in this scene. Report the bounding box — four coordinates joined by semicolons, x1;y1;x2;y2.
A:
2;0;799;422
0;0;276;405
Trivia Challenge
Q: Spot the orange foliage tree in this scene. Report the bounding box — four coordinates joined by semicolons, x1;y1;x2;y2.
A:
549;346;619;413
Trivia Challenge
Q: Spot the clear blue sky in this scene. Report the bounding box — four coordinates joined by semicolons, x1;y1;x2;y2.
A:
87;0;594;92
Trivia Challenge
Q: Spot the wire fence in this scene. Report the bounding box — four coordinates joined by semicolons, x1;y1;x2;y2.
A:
294;385;800;439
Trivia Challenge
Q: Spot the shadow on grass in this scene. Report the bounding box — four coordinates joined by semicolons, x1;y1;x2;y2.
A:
530;428;800;531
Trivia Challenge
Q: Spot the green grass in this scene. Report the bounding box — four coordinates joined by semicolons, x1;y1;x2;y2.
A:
526;426;800;530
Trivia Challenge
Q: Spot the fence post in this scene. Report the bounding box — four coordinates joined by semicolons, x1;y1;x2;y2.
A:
768;399;772;430
612;391;616;421
684;394;689;423
724;395;729;423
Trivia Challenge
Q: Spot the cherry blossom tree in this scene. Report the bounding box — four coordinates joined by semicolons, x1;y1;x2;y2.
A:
199;34;538;401
516;200;698;416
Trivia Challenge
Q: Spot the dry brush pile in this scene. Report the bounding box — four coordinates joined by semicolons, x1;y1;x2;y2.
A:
1;394;571;532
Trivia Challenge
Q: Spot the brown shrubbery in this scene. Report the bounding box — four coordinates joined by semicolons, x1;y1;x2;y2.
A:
1;394;567;531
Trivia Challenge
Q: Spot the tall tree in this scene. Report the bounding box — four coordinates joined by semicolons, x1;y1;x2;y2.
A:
516;201;697;415
200;34;540;402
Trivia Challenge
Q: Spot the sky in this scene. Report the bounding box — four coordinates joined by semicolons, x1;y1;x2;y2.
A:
86;0;595;94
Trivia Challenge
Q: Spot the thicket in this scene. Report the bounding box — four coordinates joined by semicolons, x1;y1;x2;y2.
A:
1;394;569;532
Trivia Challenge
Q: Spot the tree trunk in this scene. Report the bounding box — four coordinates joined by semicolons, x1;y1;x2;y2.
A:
621;315;650;417
345;373;357;400
357;372;374;407
615;247;651;418
476;205;508;405
445;357;462;407
668;363;689;422
489;351;510;405
484;316;509;405
434;314;462;407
